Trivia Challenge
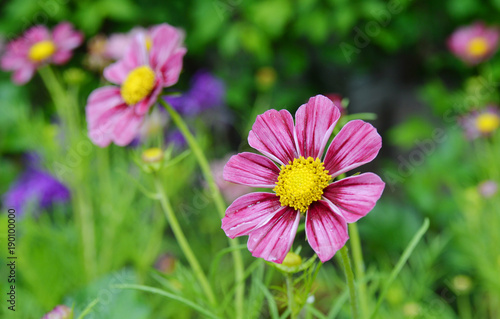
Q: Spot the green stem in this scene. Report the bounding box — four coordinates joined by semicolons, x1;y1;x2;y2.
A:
38;65;96;280
457;294;472;319
349;223;368;318
160;100;245;319
340;245;359;319
153;176;217;306
286;274;296;319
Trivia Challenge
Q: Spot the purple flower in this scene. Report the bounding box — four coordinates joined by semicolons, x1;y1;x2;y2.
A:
42;305;72;319
478;180;498;198
165;129;187;149
165;70;226;116
3;168;70;215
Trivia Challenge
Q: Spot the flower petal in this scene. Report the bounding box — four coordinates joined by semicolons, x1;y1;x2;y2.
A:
12;66;35;85
306;201;348;262
51;50;72;65
323;173;385;223
150;24;184;70
112;107;144;146
223;152;280;188
134;80;163;115
158;48;187;87
222;192;282;239
24;25;50;43
247;206;300;263
324;120;382;177
248;109;297;166
294;95;341;159
52;22;83;51
86;86;124;128
104;34;149;84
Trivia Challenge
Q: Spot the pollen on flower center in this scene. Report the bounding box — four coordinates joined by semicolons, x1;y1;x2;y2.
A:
274;156;331;212
468;37;489;57
476;112;500;133
28;40;56;62
121;66;156;105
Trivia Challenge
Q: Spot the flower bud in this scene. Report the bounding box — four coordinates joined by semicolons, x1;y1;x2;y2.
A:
255;67;277;91
142;147;164;163
452;275;473;294
282;252;302;267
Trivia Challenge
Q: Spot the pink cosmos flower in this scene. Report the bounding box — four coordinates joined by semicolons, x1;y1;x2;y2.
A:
0;22;83;85
222;95;385;263
85;23;186;147
447;22;500;65
459;105;500;140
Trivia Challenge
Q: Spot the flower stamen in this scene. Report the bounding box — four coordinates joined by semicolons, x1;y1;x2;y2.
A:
476;112;500;133
121;66;156;105
274;156;330;212
468;37;489;57
28;40;56;62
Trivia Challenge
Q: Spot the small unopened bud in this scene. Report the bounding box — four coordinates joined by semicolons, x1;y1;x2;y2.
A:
255;67;277;91
142;147;164;163
63;68;87;86
282;252;302;267
452;275;473;294
403;302;421;318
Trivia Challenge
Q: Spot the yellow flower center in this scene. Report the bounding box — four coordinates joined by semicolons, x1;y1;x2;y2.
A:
28;40;56;62
467;37;489;57
141;147;163;163
121;66;156;105
274;156;330;212
475;112;500;134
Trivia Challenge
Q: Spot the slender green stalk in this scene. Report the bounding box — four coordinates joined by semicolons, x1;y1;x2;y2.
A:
457;294;472;319
153;176;216;306
340;245;359;319
38;65;96;280
349;223;368;318
286;274;296;319
160;99;245;319
370;218;430;319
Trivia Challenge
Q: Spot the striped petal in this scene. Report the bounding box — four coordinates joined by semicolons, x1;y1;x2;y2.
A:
324;120;382;178
247;206;300;263
294;95;340;159
305;200;348;262
222;192;282;239
223;152;280;188
248;109;297;166
323;173;385;223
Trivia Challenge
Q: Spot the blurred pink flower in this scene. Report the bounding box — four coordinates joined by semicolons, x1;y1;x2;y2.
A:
478;180;498;198
212;154;254;203
222;95;385;263
0;22;83;84
85;23;186;147
105;27;148;61
42;305;72;319
325;93;346;115
459;106;500;139
447;22;500;65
